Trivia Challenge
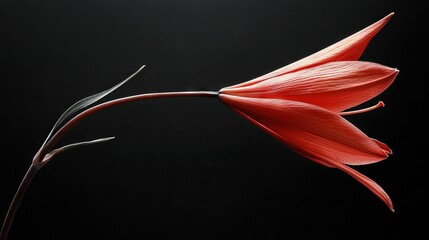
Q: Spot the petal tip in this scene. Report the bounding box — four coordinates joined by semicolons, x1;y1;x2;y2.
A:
387;200;395;212
383;12;395;22
388;67;400;79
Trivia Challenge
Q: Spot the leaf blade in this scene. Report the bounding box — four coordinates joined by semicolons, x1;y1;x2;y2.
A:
42;65;145;146
42;136;116;163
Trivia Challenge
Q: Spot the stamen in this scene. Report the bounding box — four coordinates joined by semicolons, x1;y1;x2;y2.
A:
340;101;385;116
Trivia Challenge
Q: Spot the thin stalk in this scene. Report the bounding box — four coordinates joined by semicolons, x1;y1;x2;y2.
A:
0;164;39;240
2;90;219;240
36;91;219;161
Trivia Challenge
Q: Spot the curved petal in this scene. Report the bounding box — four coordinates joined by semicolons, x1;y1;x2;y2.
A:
224;13;394;89
226;105;336;168
220;95;393;210
333;162;394;212
219;95;390;165
371;138;392;155
221;61;398;112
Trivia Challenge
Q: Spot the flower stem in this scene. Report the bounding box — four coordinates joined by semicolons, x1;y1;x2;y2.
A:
0;164;39;240
36;91;219;161
1;90;219;240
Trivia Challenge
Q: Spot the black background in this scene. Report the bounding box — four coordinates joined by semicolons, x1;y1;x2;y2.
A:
1;1;426;239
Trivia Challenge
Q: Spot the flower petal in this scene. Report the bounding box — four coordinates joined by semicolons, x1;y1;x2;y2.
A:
225;106;336;168
219;95;390;165
221;61;398;112
371;138;392;155
220;95;394;210
333;162;394;212
225;13;394;89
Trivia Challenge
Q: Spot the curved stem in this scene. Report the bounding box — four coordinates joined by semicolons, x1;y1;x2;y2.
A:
2;90;219;240
0;164;39;240
35;90;219;163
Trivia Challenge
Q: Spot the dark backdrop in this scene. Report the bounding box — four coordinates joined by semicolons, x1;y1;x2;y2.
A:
1;1;426;239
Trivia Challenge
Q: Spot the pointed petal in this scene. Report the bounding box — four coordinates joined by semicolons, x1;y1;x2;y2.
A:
371;138;392;154
221;95;393;210
219;95;390;165
221;61;398;112
225;13;394;89
228;106;335;168
333;162;394;212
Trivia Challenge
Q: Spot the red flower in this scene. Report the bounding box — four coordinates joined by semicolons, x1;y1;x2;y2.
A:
219;13;398;211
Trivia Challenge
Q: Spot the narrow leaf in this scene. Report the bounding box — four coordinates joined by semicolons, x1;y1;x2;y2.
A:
42;137;115;163
42;65;145;146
